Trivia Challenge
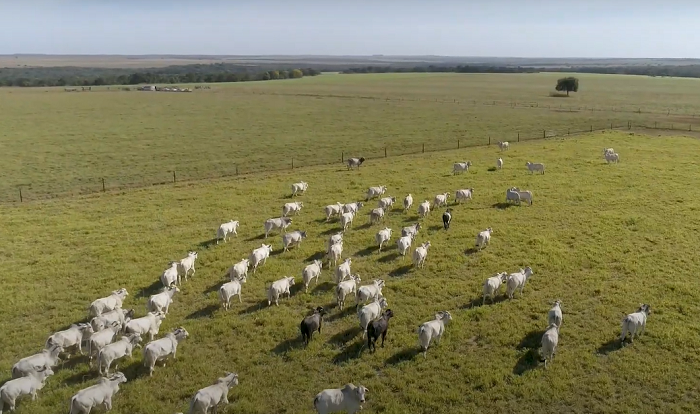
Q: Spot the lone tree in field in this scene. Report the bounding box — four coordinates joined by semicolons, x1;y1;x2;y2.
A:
555;77;579;96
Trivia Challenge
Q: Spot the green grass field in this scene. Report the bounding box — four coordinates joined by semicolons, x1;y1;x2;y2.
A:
3;130;700;413
3;72;700;202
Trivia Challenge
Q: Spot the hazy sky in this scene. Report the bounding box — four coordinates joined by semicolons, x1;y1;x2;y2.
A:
1;0;698;58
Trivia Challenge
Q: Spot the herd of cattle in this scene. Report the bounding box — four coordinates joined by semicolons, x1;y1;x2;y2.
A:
1;144;642;414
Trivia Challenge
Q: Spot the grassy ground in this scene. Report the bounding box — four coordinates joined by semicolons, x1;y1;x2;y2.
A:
2;131;700;413
2;73;700;201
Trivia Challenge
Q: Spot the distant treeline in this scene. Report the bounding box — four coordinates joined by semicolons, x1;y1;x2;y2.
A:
0;63;321;87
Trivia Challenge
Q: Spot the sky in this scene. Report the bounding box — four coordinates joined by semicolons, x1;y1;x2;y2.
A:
1;0;698;58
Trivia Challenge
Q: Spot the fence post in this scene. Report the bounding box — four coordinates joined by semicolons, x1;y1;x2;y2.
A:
590;125;593;132
102;177;105;192
610;123;613;130
173;170;176;183
488;136;491;145
422;144;425;153
543;130;546;139
341;151;344;163
384;147;387;158
457;140;460;149
292;158;294;169
567;128;570;135
517;132;520;142
236;164;239;175
19;188;22;203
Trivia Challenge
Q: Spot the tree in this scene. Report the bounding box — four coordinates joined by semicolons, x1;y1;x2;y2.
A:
555;77;579;96
291;69;304;79
270;70;280;80
262;71;271;81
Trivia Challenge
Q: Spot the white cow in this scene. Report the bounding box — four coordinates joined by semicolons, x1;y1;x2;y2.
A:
313;384;369;414
0;365;53;412
91;308;134;333
267;276;295;306
216;220;239;244
498;141;510;151
282;230;307;252
418;311;453;358
526;161;545;174
397;234;414;259
160;261;181;288
142;327;189;377
124;311;166;341
87;322;122;362
377;196;396;210
506;266;534;299
248;244;273;274
403;194;413;212
505;188;521;205
621;304;651;344
341;202;364;215
96;334;142;375
12;345;63;379
433;192;450;208
453;161;473;175
401;222;421;238
69;372;127;414
326;232;343;254
603;147;615;155
219;275;247;310
264;217;293;238
358;297;388;339
340;211;355;232
291;181;309;197
346;157;365;170
365;185;387;201
356;279;385;307
228;258;249;281
178;251;198;283
336;275;361;311
327;240;344;267
455;188;474;204
417;200;431;218
510;187;533;205
283;201;304;217
147;285;180;315
334;258;352;283
605;152;620;163
368;207;385;224
496;158;503;169
475;227;493;250
482;272;508;305
88;288;129;317
46;323;94;355
302;260;323;292
541;324;559;368
189;372;239;414
548;300;563;331
375;227;392;252
412;241;431;268
324;202;344;221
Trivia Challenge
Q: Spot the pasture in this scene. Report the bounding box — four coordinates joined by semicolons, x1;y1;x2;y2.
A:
3;72;700;201
3;130;700;413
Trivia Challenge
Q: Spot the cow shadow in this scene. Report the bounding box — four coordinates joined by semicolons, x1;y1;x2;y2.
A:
312;282;335;294
513;348;541;375
271;337;302;355
460;295;507;309
117;359;144;381
63;369;100;386
355;246;377;257
314;218;329;224
428;225;443;232
305;251;326;262
492;202;516;210
596;338;621;355
137;280;164;299
327;326;361;346
403;216;419;222
332;342;364;364
487;167;498;172
326;306;357;323
245;234;267;242
270;249;284;257
389;265;413;277
464;247;480;255
320;227;343;236
59;354;90;371
185;304;218;320
385;347;420;365
355;223;373;230
239;300;268;315
289;283;304;297
517;329;545;350
204;280;224;295
378;252;400;263
198;238;218;249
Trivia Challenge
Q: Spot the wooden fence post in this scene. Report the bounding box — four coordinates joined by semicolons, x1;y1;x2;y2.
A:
292;158;294;169
543;130;546;139
384;147;387;157
236;165;239;175
341;151;344;163
610;123;613;130
102;177;105;192
422;144;425;153
173;170;176;183
590;125;593;132
517;132;520;142
19;188;22;203
457;140;460;149
488;136;491;145
567;128;570;135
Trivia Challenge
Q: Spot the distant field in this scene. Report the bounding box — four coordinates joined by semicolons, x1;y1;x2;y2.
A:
3;131;700;413
2;72;700;202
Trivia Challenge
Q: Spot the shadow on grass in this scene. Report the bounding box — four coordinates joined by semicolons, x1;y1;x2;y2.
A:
428;225;443;232
378;252;400;263
198;238;218;249
185;304;218;320
270;249;284;257
517;329;545;349
464;247;480;256
403;216;419;222
596;338;621;355
271;337;302;355
389;265;413;277
305;251;326;262
137;280;164;299
355;246;377;257
327;326;361;346
327;305;356;323
204;280;224;295
320;227;343;236
332;342;364;364
513;349;541;376
460;295;508;309
245;234;267;242
63;369;99;386
487;167;498;172
492;202;517;210
60;354;90;371
239;300;268;315
355;222;372;230
312;282;335;295
385;347;420;365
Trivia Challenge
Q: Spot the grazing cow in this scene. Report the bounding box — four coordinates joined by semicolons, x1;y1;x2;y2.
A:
327;240;344;267
178;251;198;283
365;185;387;201
264;217;293;238
505;267;534;299
334;258;352;283
347;157;366;170
216;220;239;244
356;279;385;307
228;258;249;281
46;323;94;356
69;372;127;414
510;187;533;205
91;309;134;333
336;275;361;311
455;188;473;204
397;234;414;259
219;275;246;310
324;202;344;221
88;288;129;317
313;384;368;414
377;196;396;210
283;201;304;217
341;202;364;215
548;300;563;331
498;141;510;151
300;307;328;346
621;304;651;345
160;261;181;288
291;181;309;197
505;188;522;205
433;192;450;208
358;297;389;339
366;309;394;353
96;334;142;375
12;345;63;379
496;158;503;169
401;222;421;238
142;327;189;377
282;230;307;252
475;227;493;250
302;260;323;292
603;147;615;155
412;241;431;268
340;211;355;232
124;311;166;341
267;276;295;306
326;232;343;254
483;272;508;305
403;194;413;212
375;227;392;252
453;161;473;175
146;285;180;315
442;208;452;230
605;152;620;163
417;311;453;358
87;322;122;363
541;323;559;369
189;372;239;414
0;365;53;412
248;244;273;274
417;200;431;218
526;161;545;174
369;207;385;224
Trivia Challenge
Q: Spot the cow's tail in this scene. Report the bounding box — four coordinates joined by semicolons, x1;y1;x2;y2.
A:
313;396;320;411
189;394;196;414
